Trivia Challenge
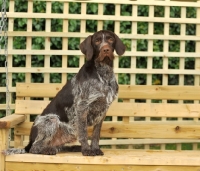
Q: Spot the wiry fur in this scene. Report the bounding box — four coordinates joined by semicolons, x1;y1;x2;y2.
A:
3;30;125;156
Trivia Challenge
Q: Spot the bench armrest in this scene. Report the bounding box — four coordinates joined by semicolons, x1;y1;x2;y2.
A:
0;114;26;129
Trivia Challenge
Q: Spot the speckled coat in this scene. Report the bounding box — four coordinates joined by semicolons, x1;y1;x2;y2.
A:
3;30;125;156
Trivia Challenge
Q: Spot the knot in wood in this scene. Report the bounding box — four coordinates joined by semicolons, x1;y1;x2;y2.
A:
175;126;180;132
109;127;115;133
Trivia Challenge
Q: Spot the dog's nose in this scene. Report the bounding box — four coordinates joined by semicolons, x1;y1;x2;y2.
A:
103;48;109;52
103;48;110;53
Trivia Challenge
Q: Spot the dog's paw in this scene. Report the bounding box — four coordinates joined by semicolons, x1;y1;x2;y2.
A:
41;147;57;155
81;148;104;156
81;148;96;156
29;146;41;154
93;148;104;156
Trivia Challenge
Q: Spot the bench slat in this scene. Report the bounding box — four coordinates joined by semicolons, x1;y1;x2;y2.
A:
15;100;50;114
16;83;63;98
6;162;200;171
119;85;200;100
15;122;200;139
5;150;200;166
9;138;200;147
15;100;200;118
5;162;200;171
16;83;200;100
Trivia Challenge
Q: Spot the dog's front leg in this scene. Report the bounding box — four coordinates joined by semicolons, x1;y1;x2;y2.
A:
91;117;105;155
77;103;95;156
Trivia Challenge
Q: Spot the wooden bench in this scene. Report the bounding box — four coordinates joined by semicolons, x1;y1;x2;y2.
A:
1;83;200;171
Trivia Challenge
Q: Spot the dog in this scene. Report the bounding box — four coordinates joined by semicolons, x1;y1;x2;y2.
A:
3;30;126;156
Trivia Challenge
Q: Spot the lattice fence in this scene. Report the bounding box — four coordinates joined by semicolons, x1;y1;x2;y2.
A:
0;0;200;149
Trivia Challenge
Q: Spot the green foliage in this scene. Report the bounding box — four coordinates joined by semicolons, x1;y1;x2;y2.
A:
14;0;27;12
170;6;181;18
12;73;25;86
69;2;81;14
51;1;63;13
33;18;45;31
33;1;46;13
87;3;98;14
32;55;44;67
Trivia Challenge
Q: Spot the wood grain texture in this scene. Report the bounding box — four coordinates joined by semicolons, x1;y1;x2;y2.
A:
0;129;9;171
5;150;200;166
0;115;25;129
16;83;200;100
118;85;200;100
15;99;200;118
14;121;200;139
5;162;200;171
16;83;63;98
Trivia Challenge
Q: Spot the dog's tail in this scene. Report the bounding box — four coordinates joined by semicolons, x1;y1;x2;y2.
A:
2;148;26;155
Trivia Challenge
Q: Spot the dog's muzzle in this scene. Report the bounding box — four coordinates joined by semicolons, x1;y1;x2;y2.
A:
96;44;114;62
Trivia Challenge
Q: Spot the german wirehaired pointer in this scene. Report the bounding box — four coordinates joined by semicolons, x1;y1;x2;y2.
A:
3;30;125;156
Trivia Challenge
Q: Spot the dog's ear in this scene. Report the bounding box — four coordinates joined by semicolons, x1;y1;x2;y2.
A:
79;35;93;61
114;34;126;56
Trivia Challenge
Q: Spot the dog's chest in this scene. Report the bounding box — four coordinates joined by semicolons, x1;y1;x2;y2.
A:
86;75;118;126
69;66;118;126
87;69;118;125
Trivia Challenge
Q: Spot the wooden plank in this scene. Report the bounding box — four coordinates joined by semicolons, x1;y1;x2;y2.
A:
0;115;25;129
14;122;200;139
1;50;200;58
101;123;200;139
16;83;200;100
0;87;16;93
20;0;200;7
0;129;9;171
7;31;200;41
100;123;200;139
5;162;200;171
16;83;64;98
5;150;200;166
15;100;49;114
9;0;199;7
6;12;200;24
119;85;200;100
9;138;200;147
15;99;200;118
2;67;200;76
0;104;15;110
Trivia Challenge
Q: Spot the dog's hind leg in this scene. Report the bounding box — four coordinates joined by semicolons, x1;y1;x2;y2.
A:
29;114;61;154
29;114;77;155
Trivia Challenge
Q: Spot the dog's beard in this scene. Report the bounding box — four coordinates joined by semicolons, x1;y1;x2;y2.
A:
96;54;114;67
102;56;113;67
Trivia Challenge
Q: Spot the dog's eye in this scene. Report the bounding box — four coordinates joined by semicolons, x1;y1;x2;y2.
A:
95;39;101;45
108;37;114;43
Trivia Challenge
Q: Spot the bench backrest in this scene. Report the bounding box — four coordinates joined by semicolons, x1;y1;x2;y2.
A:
14;83;200;150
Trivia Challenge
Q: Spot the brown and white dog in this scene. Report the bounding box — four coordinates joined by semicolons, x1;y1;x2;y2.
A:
3;30;126;156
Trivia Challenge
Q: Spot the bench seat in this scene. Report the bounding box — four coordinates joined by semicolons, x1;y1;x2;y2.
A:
1;83;200;171
5;150;200;171
5;150;200;165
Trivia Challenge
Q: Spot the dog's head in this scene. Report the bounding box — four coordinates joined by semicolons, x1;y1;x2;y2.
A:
80;30;126;66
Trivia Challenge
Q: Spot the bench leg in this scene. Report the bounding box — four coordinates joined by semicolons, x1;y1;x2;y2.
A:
0;129;9;171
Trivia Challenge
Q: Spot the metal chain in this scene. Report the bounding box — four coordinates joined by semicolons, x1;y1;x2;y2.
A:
0;0;10;116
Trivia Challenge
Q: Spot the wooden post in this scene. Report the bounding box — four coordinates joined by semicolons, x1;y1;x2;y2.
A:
0;129;9;171
193;0;200;150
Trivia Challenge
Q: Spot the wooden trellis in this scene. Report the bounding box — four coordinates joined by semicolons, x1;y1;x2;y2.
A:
0;0;200;150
